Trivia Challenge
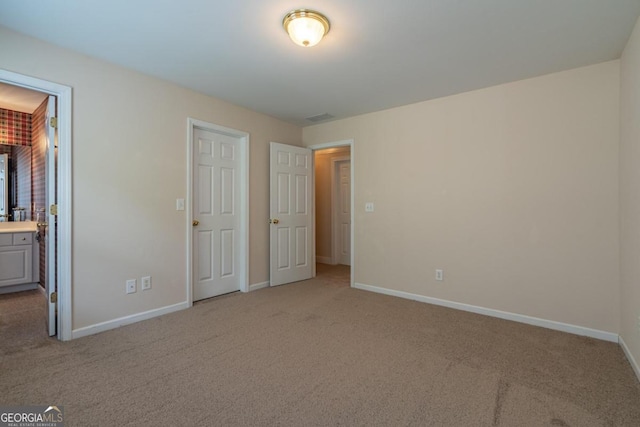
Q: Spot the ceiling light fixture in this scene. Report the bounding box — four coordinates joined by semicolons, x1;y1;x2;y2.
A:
282;9;330;47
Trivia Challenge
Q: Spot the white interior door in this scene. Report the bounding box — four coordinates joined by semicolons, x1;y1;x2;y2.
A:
192;128;241;301
45;95;57;336
270;142;313;286
336;160;351;266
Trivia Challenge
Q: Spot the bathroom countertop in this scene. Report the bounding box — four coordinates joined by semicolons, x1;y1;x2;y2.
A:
0;221;38;233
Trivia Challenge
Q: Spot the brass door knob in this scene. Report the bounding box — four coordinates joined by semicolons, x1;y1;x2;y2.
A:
192;219;200;226
272;219;279;224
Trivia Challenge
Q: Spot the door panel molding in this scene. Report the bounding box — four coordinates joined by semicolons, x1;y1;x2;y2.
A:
269;142;313;286
187;118;249;303
332;157;351;266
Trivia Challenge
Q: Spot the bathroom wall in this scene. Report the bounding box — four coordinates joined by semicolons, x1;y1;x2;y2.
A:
31;98;47;290
0;104;43;287
31;99;46;216
0;108;33;219
0;108;32;146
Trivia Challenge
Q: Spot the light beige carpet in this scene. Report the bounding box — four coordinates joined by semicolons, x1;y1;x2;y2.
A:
0;288;49;356
1;264;639;426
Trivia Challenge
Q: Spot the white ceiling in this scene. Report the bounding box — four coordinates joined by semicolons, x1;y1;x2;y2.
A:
1;0;639;126
0;83;48;113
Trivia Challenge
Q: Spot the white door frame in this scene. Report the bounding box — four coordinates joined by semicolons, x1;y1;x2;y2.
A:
0;69;73;341
331;156;351;265
186;118;249;304
309;139;354;286
45;95;57;336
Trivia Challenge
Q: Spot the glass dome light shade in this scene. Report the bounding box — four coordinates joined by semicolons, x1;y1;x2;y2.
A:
283;9;330;47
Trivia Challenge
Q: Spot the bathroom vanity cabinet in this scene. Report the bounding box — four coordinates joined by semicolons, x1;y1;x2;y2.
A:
0;230;39;290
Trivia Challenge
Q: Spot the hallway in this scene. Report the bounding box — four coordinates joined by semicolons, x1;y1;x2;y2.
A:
315;263;350;288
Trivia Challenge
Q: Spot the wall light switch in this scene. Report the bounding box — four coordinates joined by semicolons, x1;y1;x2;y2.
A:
365;202;374;212
176;198;185;211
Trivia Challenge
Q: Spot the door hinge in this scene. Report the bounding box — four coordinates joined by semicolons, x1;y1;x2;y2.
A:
49;117;58;129
50;292;57;303
50;204;58;215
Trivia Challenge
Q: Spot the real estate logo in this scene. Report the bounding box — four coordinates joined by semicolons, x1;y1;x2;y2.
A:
0;406;64;427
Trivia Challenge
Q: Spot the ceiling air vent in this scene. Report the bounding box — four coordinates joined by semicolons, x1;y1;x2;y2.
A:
305;113;334;123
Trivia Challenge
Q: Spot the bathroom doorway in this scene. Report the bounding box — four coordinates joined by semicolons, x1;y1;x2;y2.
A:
0;84;53;339
0;70;72;341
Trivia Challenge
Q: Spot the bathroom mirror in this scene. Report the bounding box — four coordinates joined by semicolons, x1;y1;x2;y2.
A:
0;144;32;221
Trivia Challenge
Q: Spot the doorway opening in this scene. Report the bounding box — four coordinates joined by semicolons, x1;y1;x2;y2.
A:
313;147;351;265
267;139;354;289
0;70;72;341
310;140;354;287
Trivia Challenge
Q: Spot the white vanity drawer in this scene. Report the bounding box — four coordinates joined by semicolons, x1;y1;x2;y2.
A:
0;234;12;246
13;233;33;245
0;231;36;288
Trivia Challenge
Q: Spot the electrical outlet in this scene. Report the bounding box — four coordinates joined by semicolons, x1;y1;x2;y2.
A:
435;269;444;281
141;276;152;291
126;279;136;294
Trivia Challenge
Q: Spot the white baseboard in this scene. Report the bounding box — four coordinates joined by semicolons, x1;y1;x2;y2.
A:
354;283;618;343
250;281;270;291
316;256;333;265
619;335;640;383
71;301;190;339
0;282;38;294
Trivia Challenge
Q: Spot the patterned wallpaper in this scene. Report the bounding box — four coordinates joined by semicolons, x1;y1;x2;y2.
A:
0;108;32;146
32;98;48;290
2;100;52;289
32;99;46;217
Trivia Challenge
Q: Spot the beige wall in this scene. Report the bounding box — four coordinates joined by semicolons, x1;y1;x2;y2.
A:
0;24;629;343
314;147;351;262
0;26;302;329
620;16;640;373
304;61;620;333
